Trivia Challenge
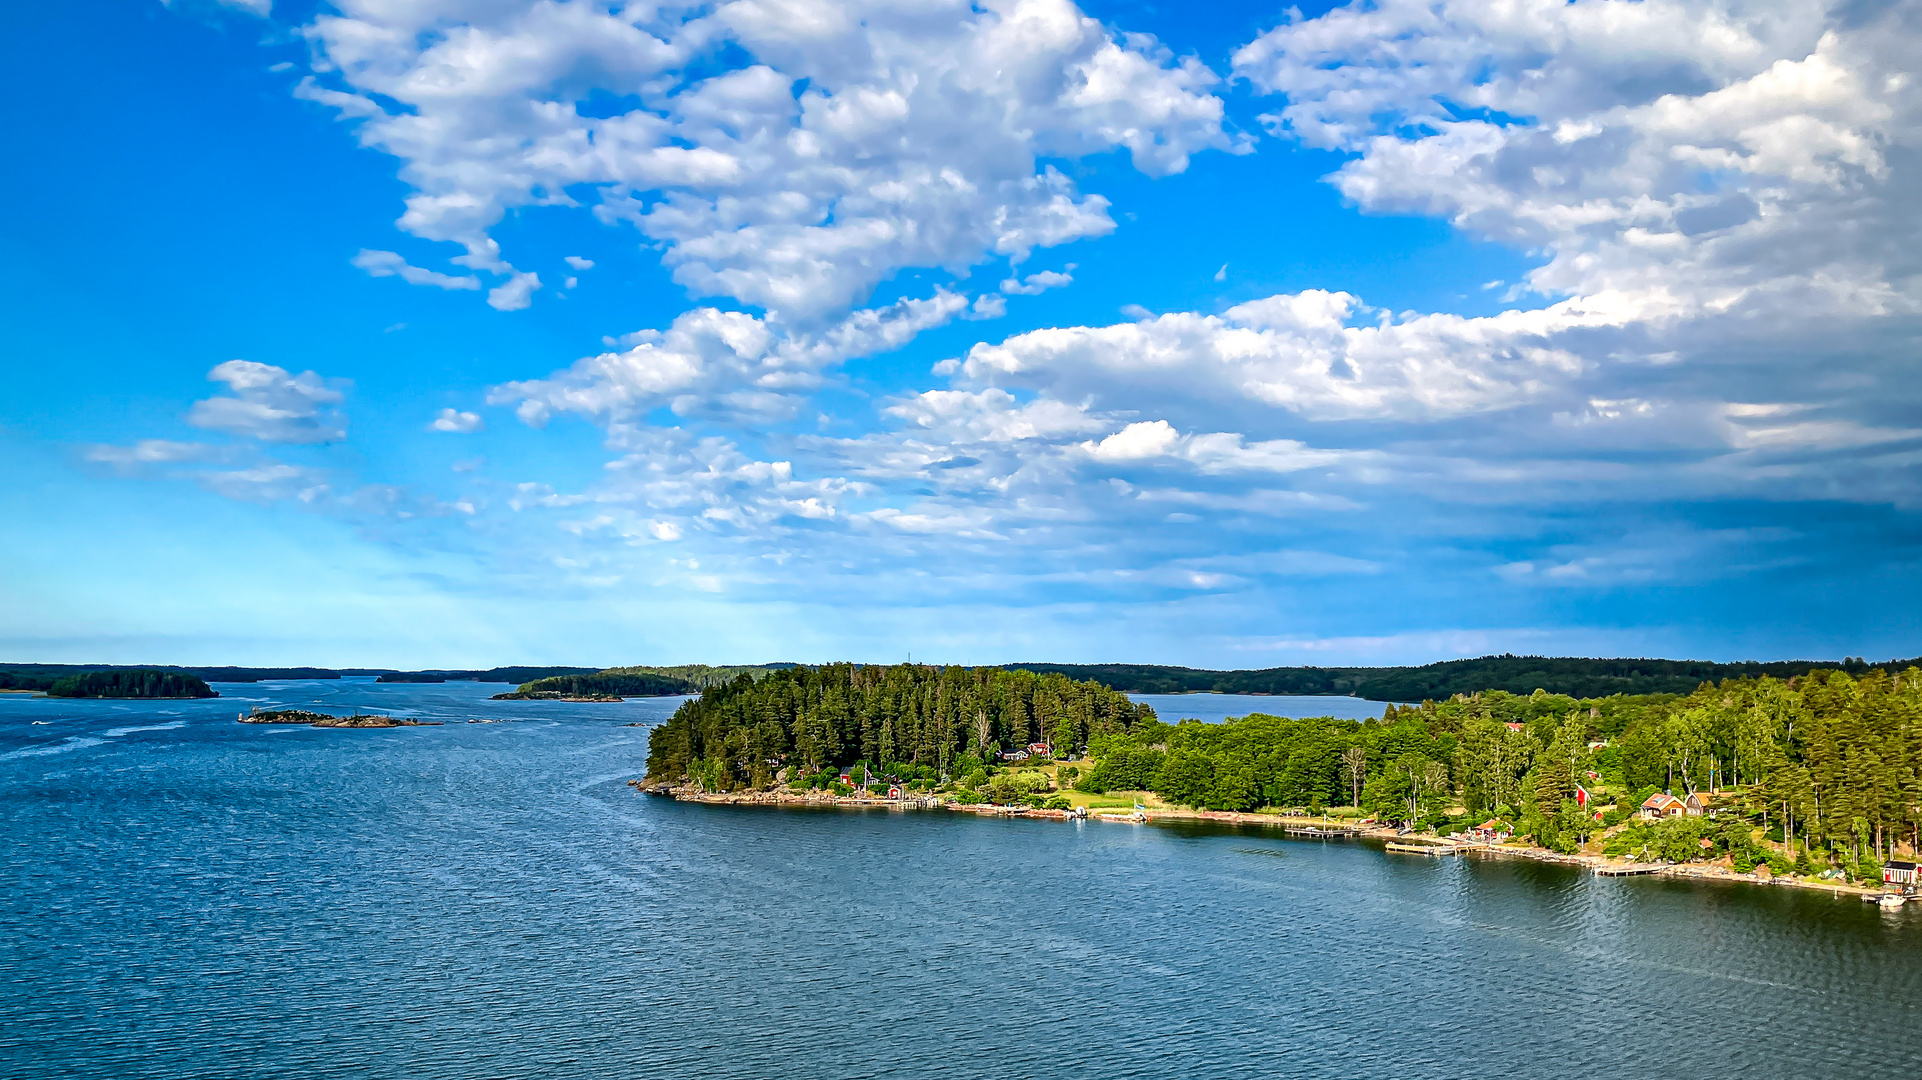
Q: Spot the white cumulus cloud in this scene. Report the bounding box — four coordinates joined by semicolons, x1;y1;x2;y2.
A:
293;0;1241;319
187;361;348;444
1000;269;1074;295
430;409;485;433
352;249;481;291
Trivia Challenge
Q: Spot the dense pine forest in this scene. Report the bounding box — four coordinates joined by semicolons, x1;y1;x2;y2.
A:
1077;667;1921;873
646;663;1922;879
508;664;797;698
507;671;699;697
644;663;1152;789
45;670;218;699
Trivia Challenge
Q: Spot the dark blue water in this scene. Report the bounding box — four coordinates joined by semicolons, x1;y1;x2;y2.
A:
4;681;1919;1079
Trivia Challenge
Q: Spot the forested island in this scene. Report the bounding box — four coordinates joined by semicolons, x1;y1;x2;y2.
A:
493;663;799;700
643;662;1922;890
1;664;341;692
645;663;1151;789
45;670;218;699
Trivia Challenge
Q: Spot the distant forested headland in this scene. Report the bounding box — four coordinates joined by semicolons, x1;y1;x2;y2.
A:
0;664;349;692
375;666;601;684
1009;654;1921;701
0;663;609;692
45;670;217;699
9;655;1915;701
494;664;801;699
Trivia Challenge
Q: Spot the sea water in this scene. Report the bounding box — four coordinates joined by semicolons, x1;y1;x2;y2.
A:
3;680;1919;1079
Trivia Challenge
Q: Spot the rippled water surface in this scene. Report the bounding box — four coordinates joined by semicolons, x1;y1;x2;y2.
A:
4;680;1920;1079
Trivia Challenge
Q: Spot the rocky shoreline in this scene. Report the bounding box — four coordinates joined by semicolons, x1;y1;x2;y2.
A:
238;709;441;728
641;783;1894;901
489;691;624;701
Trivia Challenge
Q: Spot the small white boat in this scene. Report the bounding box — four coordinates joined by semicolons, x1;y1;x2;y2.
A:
1878;893;1906;908
31;720;50;726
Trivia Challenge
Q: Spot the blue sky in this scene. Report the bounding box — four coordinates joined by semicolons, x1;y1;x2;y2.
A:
2;0;1919;669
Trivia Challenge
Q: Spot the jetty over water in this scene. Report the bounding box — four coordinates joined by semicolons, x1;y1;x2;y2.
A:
1281;824;1365;838
1386;840;1463;856
1594;863;1664;876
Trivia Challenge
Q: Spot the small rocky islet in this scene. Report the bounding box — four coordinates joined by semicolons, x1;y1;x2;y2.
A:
488;690;624;701
238;708;440;728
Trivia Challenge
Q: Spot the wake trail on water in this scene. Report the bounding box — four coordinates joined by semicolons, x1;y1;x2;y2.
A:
101;721;187;738
0;736;108;761
3;719;191;762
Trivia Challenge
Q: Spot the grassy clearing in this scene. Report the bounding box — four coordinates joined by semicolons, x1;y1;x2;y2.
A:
1052;788;1171;811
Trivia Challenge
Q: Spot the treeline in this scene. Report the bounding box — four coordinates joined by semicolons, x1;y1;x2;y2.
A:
1078;689;1666;817
1011;654;1918;701
3;663;613;691
1353;655;1906;702
1;664;346;690
513;664;799;697
453;666;600;683
598;663;801;690
1076;668;1922;867
645;664;1154;788
515;672;698;697
185;666;357;682
46;670;218;699
1009;663;1363;695
387;666;603;683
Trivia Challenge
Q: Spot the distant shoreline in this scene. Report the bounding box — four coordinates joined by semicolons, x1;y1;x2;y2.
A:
2;691;212;700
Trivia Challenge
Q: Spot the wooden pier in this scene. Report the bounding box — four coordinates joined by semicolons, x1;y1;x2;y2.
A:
1283;825;1362;838
1593;863;1664;876
1386;841;1462;856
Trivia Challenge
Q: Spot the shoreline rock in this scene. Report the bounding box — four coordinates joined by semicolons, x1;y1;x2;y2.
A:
644;782;1896;902
238;709;441;728
489;691;625;701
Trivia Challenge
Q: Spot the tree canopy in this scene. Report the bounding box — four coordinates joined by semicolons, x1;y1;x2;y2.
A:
1068;669;1922;868
46;669;218;699
645;663;1152;788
